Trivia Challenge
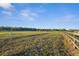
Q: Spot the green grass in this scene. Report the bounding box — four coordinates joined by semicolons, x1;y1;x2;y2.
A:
0;31;48;38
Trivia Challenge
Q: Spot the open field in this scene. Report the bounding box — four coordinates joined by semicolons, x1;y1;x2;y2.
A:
0;31;48;38
0;31;68;56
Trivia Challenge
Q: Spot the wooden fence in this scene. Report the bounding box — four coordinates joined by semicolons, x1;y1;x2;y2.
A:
63;32;79;56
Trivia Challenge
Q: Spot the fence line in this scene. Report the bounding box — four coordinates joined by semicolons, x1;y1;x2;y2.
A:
64;32;79;49
63;32;79;55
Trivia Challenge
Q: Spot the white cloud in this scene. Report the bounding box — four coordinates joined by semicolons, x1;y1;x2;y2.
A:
0;3;16;18
31;12;38;17
61;14;76;22
36;5;47;13
2;11;12;16
20;9;38;21
20;10;30;17
55;14;76;23
0;3;14;10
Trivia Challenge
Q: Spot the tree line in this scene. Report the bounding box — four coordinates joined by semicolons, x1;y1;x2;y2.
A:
0;26;69;31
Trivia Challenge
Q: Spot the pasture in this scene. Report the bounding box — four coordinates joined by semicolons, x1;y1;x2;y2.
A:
0;31;67;56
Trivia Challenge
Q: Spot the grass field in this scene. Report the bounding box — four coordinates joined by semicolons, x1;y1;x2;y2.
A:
0;31;48;38
0;31;67;56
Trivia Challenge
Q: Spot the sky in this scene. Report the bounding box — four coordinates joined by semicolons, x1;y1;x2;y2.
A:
0;3;79;29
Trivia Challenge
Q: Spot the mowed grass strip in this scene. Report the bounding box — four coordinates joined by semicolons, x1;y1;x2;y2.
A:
0;31;48;38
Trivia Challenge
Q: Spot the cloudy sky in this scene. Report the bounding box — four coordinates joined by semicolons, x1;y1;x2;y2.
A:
0;3;79;29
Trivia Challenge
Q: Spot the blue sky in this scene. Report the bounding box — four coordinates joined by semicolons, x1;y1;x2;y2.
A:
0;3;79;29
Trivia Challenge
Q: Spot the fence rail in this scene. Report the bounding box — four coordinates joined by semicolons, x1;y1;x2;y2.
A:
64;32;79;49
